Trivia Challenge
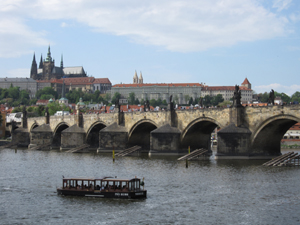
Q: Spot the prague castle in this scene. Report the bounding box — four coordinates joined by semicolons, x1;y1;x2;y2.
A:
30;46;87;80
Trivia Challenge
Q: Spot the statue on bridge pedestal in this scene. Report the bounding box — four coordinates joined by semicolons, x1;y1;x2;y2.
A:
198;97;203;108
268;89;275;105
232;85;242;107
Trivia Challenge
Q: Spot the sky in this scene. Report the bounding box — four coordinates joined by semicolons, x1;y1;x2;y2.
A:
1;0;300;96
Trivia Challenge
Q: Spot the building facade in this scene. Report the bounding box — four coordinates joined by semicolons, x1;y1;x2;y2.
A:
30;46;87;80
0;78;37;98
201;78;253;104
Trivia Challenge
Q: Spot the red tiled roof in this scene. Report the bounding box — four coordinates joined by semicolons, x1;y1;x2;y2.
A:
202;86;252;91
113;83;202;88
36;99;49;104
242;78;251;85
93;78;111;84
63;77;95;85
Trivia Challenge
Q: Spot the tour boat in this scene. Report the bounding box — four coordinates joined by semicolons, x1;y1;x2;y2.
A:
57;176;147;199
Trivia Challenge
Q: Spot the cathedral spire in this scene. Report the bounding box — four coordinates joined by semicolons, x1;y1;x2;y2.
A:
60;54;63;68
30;53;38;79
39;54;43;69
45;45;52;62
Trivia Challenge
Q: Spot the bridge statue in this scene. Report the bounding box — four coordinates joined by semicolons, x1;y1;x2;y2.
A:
232;85;242;107
268;89;275;105
198;97;203;108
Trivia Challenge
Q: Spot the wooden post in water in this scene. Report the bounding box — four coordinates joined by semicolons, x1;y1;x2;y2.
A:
188;146;190;154
112;149;115;162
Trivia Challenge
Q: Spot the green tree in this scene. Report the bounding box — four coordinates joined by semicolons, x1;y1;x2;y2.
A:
258;92;269;103
36;87;58;100
111;92;121;104
162;99;167;105
128;92;136;105
218;100;231;107
140;99;145;105
203;95;212;106
104;93;111;103
8;86;20;99
134;98;140;105
47;102;69;115
12;107;22;113
291;91;300;103
149;99;157;107
40;94;55;100
184;95;190;104
212;94;224;106
188;97;193;105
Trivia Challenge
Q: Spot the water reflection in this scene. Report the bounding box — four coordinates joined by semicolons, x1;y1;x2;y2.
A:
0;148;299;224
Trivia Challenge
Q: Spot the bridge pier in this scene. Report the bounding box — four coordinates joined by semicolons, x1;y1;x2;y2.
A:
216;123;253;159
12;106;30;147
29;124;53;150
98;122;128;152
150;124;181;154
61;124;86;150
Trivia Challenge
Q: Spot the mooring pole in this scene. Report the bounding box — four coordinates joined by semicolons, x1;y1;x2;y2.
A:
112;148;115;163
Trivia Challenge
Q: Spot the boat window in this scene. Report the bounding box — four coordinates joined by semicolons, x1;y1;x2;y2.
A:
129;182;132;191
136;180;140;189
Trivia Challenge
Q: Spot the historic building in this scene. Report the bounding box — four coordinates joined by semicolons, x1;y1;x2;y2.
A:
112;72;202;104
201;78;253;104
111;73;253;105
0;78;37;98
30;46;87;80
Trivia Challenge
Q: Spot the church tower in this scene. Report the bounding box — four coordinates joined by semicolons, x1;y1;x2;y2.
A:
60;54;64;69
139;71;143;84
241;78;251;89
30;53;38;80
43;45;55;80
133;70;138;84
39;55;43;69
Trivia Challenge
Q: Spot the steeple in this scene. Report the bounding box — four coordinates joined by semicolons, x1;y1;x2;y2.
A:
139;71;143;84
39;54;43;69
45;45;52;62
133;70;138;84
62;79;65;98
30;53;37;79
60;54;63;68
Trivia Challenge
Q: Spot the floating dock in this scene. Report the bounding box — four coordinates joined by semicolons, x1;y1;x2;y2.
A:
263;152;300;167
177;148;209;161
66;144;90;153
115;146;141;157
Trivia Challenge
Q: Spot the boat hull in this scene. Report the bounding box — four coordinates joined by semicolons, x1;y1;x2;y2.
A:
57;189;147;199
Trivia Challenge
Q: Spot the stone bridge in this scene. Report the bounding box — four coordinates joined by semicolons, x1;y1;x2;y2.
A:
12;104;300;159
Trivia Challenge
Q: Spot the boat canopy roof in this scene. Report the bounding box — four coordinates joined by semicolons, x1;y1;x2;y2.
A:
62;177;141;182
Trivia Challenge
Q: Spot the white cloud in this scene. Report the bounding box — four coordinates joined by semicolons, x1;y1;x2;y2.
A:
0;0;293;57
0;17;49;57
6;68;29;78
272;0;293;12
254;83;300;96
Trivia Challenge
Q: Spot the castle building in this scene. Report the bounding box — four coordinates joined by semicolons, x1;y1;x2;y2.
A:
200;78;253;103
112;71;202;104
111;73;253;105
30;46;87;80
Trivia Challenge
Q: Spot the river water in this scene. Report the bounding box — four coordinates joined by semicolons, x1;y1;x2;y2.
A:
0;148;300;225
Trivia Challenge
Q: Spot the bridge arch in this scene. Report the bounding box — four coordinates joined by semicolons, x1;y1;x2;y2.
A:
181;117;221;150
86;121;107;148
128;119;158;150
53;122;70;147
251;115;300;155
30;122;39;132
